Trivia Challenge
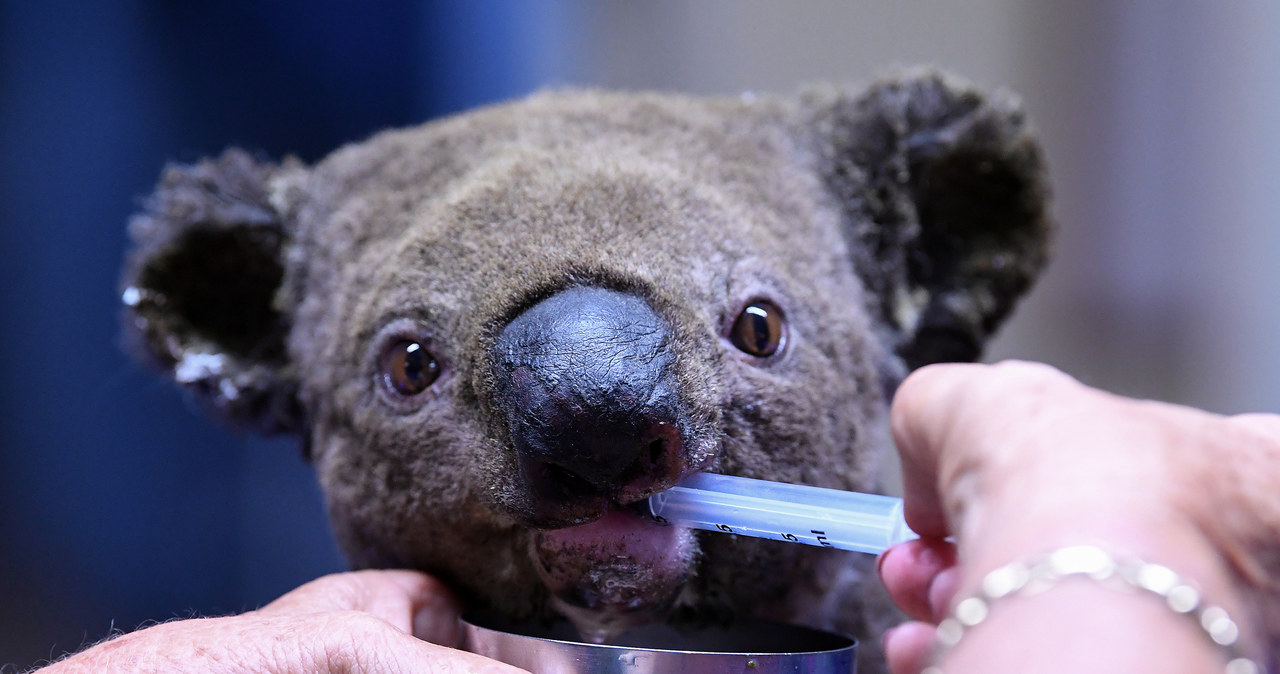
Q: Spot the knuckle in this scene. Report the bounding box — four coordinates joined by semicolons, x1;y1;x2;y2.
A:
986;359;1076;392
891;362;972;422
313;611;398;673
894;361;1080;433
330;609;395;635
288;571;363;601
1227;413;1280;452
981;361;1086;419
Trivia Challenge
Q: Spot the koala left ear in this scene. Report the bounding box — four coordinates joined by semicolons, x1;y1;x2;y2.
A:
121;149;305;434
803;68;1052;370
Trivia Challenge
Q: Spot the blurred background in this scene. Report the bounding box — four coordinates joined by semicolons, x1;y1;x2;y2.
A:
2;1;1277;668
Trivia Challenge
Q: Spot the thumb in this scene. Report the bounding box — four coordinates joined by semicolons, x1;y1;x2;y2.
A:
257;569;464;646
889;362;987;538
890;360;1084;540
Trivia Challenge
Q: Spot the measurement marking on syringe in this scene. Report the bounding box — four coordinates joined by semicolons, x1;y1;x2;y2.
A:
812;530;833;548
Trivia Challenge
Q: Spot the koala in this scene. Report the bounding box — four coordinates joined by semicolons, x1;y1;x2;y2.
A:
121;68;1050;672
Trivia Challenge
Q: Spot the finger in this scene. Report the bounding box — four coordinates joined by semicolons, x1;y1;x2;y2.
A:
926;565;961;622
878;539;957;622
890;362;988;538
43;608;528;674
259;570;463;644
891;360;1084;540
883;621;938;674
273;610;527;674
1230;412;1280;441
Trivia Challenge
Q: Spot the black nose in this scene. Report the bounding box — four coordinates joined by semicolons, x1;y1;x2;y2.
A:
491;287;683;519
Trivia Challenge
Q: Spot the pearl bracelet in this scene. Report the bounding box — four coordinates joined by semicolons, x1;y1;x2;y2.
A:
921;544;1263;674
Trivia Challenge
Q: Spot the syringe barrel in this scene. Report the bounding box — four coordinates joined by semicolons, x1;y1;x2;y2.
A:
648;472;914;555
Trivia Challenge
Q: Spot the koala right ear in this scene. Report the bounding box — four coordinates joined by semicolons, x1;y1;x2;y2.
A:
121;149;304;434
802;69;1053;372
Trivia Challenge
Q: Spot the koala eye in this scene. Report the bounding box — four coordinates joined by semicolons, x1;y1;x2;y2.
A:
381;340;441;396
729;301;786;358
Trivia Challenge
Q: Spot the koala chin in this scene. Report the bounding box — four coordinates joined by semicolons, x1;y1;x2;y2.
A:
121;67;1051;672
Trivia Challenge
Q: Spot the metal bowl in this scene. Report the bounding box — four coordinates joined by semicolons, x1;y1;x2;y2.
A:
460;612;856;673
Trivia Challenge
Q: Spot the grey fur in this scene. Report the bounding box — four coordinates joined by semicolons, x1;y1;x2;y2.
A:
121;68;1051;673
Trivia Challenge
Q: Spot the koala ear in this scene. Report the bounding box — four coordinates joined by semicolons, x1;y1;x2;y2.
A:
121;149;305;434
805;69;1052;370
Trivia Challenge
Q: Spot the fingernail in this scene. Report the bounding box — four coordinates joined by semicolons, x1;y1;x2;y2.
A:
876;544;897;578
927;566;961;620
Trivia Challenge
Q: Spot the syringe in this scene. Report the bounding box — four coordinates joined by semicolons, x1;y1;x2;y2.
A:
648;472;917;555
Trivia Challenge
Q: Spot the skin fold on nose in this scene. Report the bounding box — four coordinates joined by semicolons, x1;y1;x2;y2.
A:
490;286;684;513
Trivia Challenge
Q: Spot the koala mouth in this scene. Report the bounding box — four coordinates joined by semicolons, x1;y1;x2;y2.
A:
530;504;696;643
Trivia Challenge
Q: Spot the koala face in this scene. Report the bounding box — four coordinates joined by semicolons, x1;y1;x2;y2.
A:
122;69;1050;669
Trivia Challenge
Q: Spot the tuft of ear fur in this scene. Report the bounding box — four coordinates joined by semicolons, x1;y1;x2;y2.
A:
121;149;303;434
804;68;1052;372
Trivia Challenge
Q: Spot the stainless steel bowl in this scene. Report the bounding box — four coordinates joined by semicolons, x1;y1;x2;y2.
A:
461;612;856;673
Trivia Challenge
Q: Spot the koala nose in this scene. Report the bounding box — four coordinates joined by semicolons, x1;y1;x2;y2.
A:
491;286;684;517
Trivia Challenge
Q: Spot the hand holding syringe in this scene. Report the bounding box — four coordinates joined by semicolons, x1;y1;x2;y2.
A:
648;472;917;555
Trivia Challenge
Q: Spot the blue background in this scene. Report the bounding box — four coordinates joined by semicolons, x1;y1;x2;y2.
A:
0;2;557;668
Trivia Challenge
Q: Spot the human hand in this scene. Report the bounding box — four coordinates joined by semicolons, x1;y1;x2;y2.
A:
43;569;525;673
877;361;1280;673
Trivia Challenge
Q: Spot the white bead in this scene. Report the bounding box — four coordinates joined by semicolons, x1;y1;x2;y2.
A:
1047;545;1114;578
1227;658;1260;674
1202;606;1240;646
936;618;965;647
982;562;1030;598
1166;584;1200;613
954;597;988;627
1135;562;1178;594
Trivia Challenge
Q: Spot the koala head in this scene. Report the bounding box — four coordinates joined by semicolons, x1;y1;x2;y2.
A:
121;69;1049;666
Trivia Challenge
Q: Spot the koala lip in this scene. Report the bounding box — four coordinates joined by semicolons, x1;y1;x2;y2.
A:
515;491;657;531
531;508;696;642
